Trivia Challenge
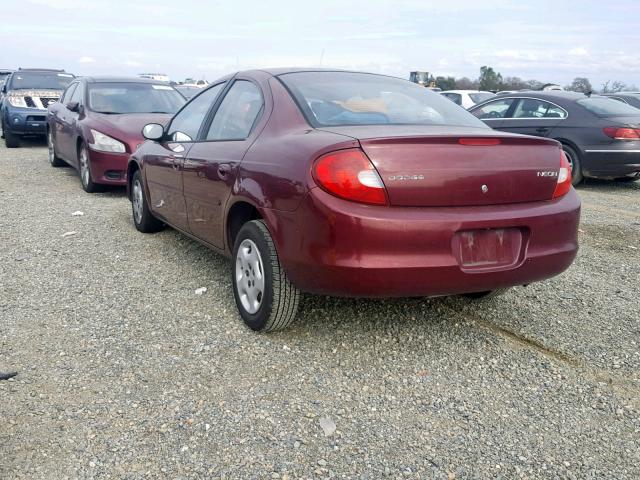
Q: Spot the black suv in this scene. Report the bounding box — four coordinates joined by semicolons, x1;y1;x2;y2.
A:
1;68;75;148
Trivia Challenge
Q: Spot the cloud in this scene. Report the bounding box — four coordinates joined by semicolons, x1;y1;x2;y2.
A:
77;56;96;63
569;47;589;56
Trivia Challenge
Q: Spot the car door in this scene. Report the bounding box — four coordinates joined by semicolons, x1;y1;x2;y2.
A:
469;97;516;129
144;83;227;232
498;97;568;137
182;79;265;249
53;82;77;161
57;81;84;162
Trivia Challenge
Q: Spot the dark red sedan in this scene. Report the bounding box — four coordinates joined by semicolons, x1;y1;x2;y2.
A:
47;77;185;192
127;69;580;332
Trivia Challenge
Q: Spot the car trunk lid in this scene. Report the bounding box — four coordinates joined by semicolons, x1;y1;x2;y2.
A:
318;126;562;207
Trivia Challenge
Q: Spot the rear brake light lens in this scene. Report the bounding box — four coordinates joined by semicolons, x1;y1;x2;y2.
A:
312;149;387;205
603;127;640;140
552;150;572;199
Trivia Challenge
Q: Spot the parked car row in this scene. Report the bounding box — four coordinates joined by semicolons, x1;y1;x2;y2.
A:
0;67;606;333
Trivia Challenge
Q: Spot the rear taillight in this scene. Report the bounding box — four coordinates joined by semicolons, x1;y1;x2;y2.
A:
603;127;640;140
312;148;388;205
552;150;572;199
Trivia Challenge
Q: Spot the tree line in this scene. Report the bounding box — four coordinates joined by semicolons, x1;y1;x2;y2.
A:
429;66;637;93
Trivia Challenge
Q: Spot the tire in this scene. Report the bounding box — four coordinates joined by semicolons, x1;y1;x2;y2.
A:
461;288;511;300
4;127;19;148
232;219;300;332
614;176;639;183
131;169;164;233
78;142;99;193
561;144;583;186
47;130;65;167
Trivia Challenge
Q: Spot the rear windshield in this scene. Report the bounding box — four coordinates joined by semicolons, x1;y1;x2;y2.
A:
577;97;640;116
88;82;186;114
8;71;74;90
469;92;495;104
279;72;489;128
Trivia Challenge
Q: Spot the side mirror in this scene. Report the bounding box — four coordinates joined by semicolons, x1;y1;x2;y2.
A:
142;123;164;141
66;101;80;112
1;85;6;94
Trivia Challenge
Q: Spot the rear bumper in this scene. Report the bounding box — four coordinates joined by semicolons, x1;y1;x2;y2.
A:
87;148;129;185
2;107;47;135
271;188;581;297
582;147;640;178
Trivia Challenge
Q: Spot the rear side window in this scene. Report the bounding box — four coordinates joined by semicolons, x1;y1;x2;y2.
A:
577;97;640;116
442;93;462;105
206;81;263;141
512;98;567;118
168;82;225;141
471;98;515;119
279;72;488;128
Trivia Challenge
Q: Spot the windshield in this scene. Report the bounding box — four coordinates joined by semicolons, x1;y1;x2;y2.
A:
88;82;186;114
577;97;640;116
469;92;495;104
279;72;489;128
8;71;74;90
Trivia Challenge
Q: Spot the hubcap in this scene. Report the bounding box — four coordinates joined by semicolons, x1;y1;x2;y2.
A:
132;179;144;224
235;239;265;314
80;148;90;187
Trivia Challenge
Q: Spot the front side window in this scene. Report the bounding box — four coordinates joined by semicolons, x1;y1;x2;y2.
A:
578;97;640;116
206;81;263;141
69;82;83;105
471;98;515;119
8;71;74;91
512;99;567;119
167;83;226;141
469;92;495;104
88;82;185;115
280;72;488;128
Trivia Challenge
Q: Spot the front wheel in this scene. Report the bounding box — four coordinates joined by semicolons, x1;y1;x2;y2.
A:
79;143;99;193
131;169;164;233
4;126;19;148
232;220;300;332
561;144;583;186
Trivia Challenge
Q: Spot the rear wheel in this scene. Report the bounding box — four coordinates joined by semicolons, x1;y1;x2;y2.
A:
232;220;300;332
462;288;511;300
48;130;65;167
131;169;164;233
561;144;583;186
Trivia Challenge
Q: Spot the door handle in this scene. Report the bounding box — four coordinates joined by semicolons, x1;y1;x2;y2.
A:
218;164;231;177
535;127;549;134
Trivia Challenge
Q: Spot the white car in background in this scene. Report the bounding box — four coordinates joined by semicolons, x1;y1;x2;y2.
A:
440;90;495;109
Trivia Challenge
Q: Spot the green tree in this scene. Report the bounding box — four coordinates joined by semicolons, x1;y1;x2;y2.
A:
434;76;456;91
566;77;592;93
478;66;503;91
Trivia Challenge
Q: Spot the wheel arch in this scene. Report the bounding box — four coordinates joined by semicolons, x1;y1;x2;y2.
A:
226;199;264;252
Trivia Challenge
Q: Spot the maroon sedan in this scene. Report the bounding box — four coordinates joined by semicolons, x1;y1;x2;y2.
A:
47;77;185;192
128;69;580;332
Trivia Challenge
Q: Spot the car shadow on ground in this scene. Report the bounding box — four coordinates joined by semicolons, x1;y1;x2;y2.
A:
578;177;640;192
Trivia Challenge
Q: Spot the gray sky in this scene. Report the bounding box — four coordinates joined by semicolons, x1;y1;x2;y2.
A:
3;0;639;88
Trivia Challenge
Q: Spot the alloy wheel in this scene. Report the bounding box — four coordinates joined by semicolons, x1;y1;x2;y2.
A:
132;179;144;224
235;239;265;314
80;147;90;187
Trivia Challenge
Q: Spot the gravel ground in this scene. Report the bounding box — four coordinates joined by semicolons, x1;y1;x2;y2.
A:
1;139;638;479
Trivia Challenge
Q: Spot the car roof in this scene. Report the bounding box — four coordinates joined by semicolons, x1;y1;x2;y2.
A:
602;92;640;97
441;90;494;94
83;76;173;84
